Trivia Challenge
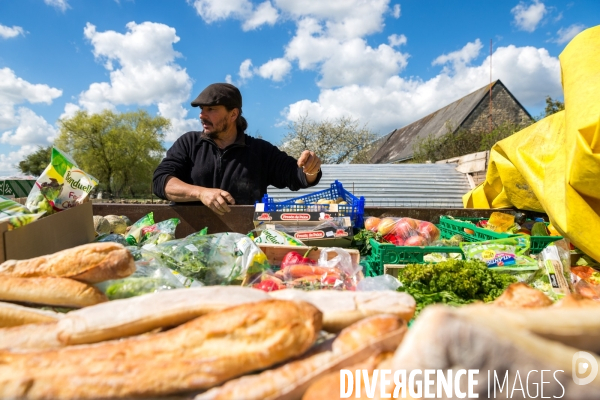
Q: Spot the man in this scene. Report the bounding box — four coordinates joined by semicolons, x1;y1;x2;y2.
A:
153;83;322;215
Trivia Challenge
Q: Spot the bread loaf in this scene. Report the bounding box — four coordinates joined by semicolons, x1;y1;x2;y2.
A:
0;322;62;350
493;282;553;308
302;352;394;400
0;286;272;350
392;305;600;399
269;289;415;332
0;242;135;283
197;314;406;400
0;301;62;327
0;277;108;308
0;299;322;399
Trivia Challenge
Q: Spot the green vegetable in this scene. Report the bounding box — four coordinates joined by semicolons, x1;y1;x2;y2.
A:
396;259;517;315
351;229;383;256
105;277;178;300
531;222;549;236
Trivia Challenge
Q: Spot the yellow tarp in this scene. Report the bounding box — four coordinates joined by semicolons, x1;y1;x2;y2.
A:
463;25;600;262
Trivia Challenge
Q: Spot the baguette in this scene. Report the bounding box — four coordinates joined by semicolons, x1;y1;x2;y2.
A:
0;301;62;327
0;286;271;350
197;314;406;400
0;242;135;283
0;299;322;400
269;289;415;331
0;322;62;350
302;352;394;400
0;276;108;308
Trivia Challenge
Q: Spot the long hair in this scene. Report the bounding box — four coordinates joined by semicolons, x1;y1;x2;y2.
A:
227;106;248;133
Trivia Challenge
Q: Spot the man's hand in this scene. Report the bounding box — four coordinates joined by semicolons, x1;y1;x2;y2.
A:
297;150;322;182
198;188;235;215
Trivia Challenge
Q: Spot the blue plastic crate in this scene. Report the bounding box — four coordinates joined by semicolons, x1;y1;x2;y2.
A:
261;180;365;227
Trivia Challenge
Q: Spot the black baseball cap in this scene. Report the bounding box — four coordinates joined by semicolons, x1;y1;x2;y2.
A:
190;83;242;109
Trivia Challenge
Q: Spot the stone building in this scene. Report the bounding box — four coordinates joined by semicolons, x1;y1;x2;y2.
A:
369;80;533;163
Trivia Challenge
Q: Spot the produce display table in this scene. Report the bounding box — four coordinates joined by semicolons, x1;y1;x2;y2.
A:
92;203;527;238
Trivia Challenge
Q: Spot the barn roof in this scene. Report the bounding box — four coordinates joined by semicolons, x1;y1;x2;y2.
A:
369;80;526;164
266;163;471;208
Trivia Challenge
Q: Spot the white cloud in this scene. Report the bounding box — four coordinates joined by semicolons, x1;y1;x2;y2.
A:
239;59;254;80
391;4;401;18
190;0;278;30
433;39;483;70
44;0;70;12
284;43;561;135
552;24;586;44
242;1;279;31
0;67;62;130
76;22;199;142
275;0;389;40
255;58;291;81
1;108;58;146
388;33;407;47
511;0;547;32
0;144;41;177
0;24;25;39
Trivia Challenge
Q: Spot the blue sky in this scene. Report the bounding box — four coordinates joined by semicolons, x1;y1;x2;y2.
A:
0;0;598;176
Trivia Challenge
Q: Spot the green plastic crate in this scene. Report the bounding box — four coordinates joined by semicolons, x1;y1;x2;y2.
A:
438;216;561;254
365;237;464;276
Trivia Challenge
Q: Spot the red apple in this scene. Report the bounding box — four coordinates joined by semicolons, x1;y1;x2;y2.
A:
383;232;405;246
404;235;428;246
418;221;440;243
394;218;418;239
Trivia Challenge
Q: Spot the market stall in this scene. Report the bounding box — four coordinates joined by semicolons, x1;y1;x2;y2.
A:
0;25;599;400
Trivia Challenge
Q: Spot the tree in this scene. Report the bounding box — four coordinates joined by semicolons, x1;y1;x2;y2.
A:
17;145;52;176
412;121;528;163
543;95;565;116
279;115;380;164
55;109;169;197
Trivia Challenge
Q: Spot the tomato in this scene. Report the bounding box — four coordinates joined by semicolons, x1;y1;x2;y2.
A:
253;280;280;292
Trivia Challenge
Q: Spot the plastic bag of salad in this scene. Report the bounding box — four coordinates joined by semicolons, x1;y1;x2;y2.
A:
0;196;45;230
25;147;98;215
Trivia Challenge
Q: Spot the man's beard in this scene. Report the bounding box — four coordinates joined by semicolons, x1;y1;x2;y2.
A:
203;117;232;139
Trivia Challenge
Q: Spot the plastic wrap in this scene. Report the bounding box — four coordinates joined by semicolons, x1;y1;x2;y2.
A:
250;228;305;246
530;239;574;300
0;196;45;230
362;216;440;246
249;247;362;291
96;249;190;300
25;147;98;215
149;232;269;286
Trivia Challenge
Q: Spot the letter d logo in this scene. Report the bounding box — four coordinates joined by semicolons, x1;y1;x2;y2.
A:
572;351;599;385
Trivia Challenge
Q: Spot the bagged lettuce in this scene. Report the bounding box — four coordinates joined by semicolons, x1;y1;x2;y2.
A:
25;147;98;215
0;196;45;230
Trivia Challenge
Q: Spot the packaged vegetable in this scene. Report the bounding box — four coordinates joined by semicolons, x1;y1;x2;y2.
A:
460;236;537;269
149;232;269;286
139;218;180;248
25;147;98;215
362;216;440;246
97;249;188;300
251;228;305;246
125;213;155;246
249;247;362;292
532;239;573;300
94;233;129;246
0;196;45;230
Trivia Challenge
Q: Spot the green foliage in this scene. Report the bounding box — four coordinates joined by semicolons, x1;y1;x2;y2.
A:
55;109;169;197
411;121;528;163
396;259;517;315
17;145;52;176
533;96;565;121
279;115;380;164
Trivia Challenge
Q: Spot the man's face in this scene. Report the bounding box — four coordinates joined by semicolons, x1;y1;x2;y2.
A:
200;105;235;139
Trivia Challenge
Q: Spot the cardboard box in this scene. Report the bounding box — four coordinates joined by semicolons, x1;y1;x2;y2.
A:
253;204;354;247
0;201;95;263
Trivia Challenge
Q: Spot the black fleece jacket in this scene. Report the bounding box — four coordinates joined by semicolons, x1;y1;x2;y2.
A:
153;131;322;205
